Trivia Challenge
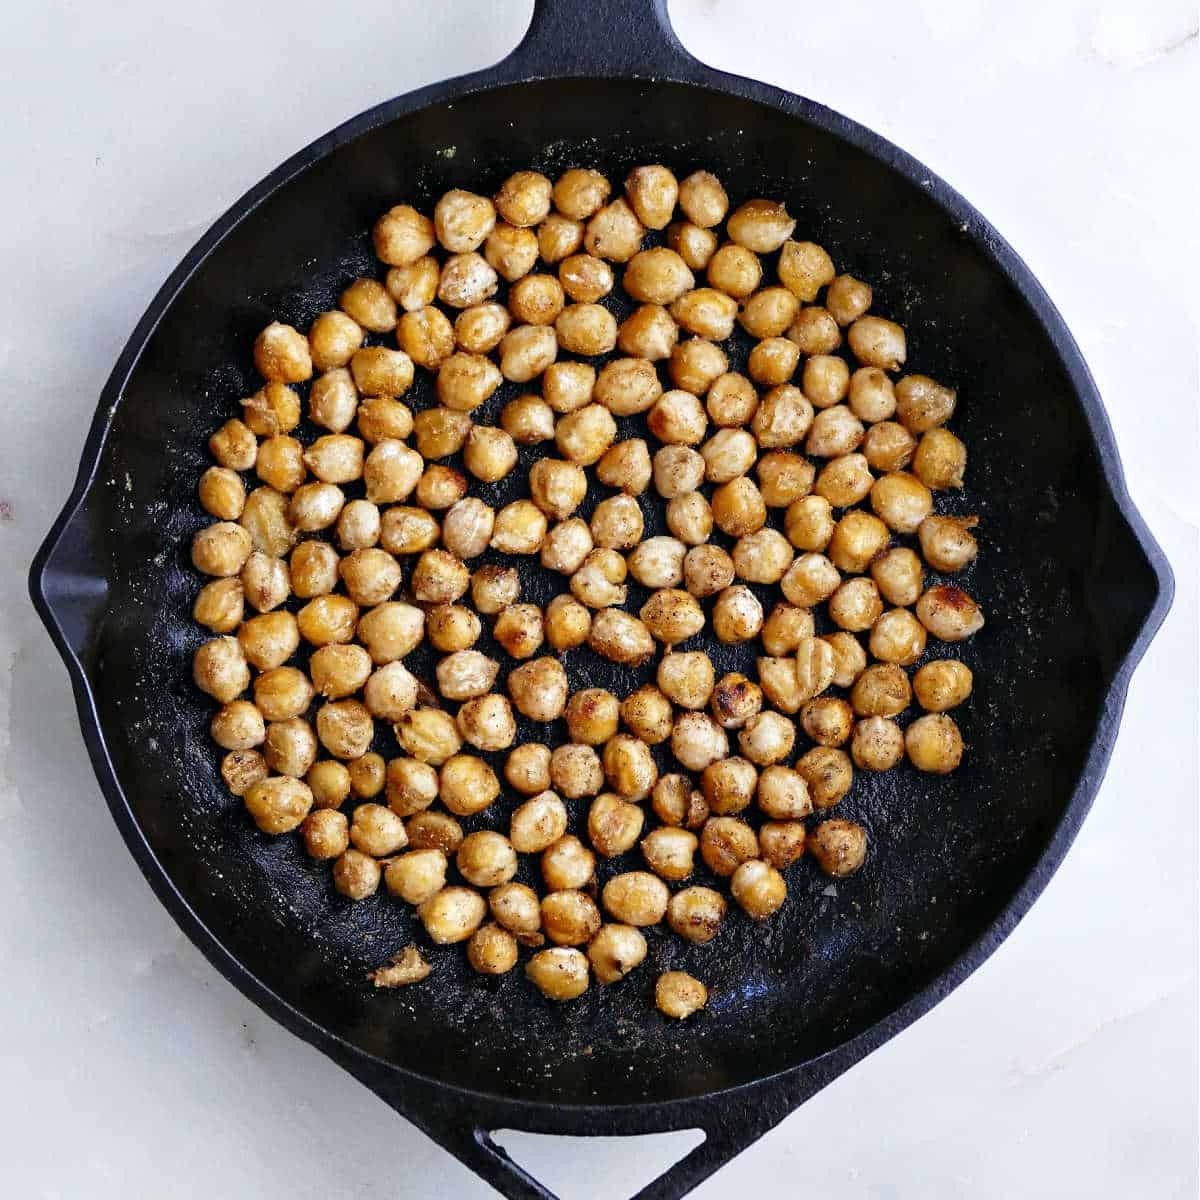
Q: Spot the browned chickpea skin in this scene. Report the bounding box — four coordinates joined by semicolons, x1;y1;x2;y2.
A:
559;252;614;303
848;316;907;371
748;336;801;387
545;593;592;650
731;859;787;920
550;743;604;801
739;287;799;340
288;540;337;599
438;251;500;309
509;273;566;326
787;305;842;354
348;752;386;800
850;662;912;718
315;699;374;762
541;891;602;947
337;547;401;607
526;947;590;1001
759;601;814;658
825;273;873;326
357;601;424;666
706;372;758;428
667;221;719;270
862;421;917;474
252;666;313;724
351;395;409;445
851;716;905;771
712;584;765;645
508;657;569;722
362;662;420;723
349;802;407;857
653;446;706;500
800;698;855;747
620;684;674;745
918;515;979;573
493;169;552;226
894;374;956;433
807;407;865;461
658;650;715;711
510;790;569;855
194;577;244;634
595;356;662;416
595;441;652;500
492;602;544;658
758;821;808;870
829;509;890;576
490;500;548;555
617;303;679;361
706;242;762;298
385;258;439;313
868;547;922;609
236;610;300;670
192;521;253;578
435;649;500;702
667;887;725;946
585;197;645;262
710;672;763;731
538;213;584;263
782;497;832;554
240;385;297;439
815;453;874;509
407;810;464;853
307;310;364;373
752;385;814;449
624;247;695;305
640;826;699;883
456;694;517;753
587;792;645;859
711;477;766;537
913;659;973;712
501;395;555;446
702;755;758;815
777;240;835;302
456;831;518;888
916;585;985;642
309;642;372;700
602;871;670;927
395;707;462;765
419;886;487;944
541;362;595;416
211;700;266;753
555;303;619;357
498;324;558;382
467;924;519;976
244;776;313;835
553;168;611;220
682;544;734;598
669;288;739;340
302;808;349;860
912;428;967;490
451;303;507;356
808;819;868;877
440;754;502;817
666;491;713;546
198;467;246;522
699;815;758;877
482;223;537;283
669;338;728;398
504;743;553;798
797;745;853;810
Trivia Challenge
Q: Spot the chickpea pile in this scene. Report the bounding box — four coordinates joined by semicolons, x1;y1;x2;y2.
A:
191;163;983;1019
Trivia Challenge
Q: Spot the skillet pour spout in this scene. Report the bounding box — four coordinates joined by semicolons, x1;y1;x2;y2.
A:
29;1;1173;1198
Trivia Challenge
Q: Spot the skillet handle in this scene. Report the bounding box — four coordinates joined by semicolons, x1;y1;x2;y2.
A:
506;0;696;77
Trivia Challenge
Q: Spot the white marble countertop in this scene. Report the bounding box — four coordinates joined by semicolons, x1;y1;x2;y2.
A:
1;1;1196;1196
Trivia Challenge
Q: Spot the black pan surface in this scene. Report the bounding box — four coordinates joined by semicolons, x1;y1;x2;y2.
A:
31;3;1172;1198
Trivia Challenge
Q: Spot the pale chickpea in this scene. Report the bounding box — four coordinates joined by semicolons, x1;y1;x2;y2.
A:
490;881;543;937
809;818;868;878
501;395;555;445
646;392;705;450
712;584;765;645
587;924;648;985
406;810;464;853
253;322;312;384
505;743;553;797
602;871;669;926
807;408;865;462
244;776;313;835
385;258;439;312
303;808;350;860
868;472;932;535
667;221;719;270
760;602;815;657
333;500;380;554
620;684;674;745
252;666;313;723
682;544;733;598
538;213;584;263
670;288;739;340
668;887;726;946
702;755;758;815
309;642;372;699
711;477;765;538
240;382;301;437
193;636;250;703
778;553;837;609
529;458;587;520
373;204;435;267
434;189;495;253
851;716;905;770
338;547;400;607
706;243;761;298
192;521;253;578
494;602;545;659
731;859;787;920
850;313;909;370
419;886;487;944
510;791;568;854
571;548;628;609
847;366;896;424
602;734;658;801
850;662;912;718
456;694;517;752
436;649;500;701
625;536;684;590
697;429;753;486
699;816;758;876
467;924;520;976
211;700;265;752
870;607;927;665
508;657;569;722
194;577;244;633
777;240;835;301
640;826;698;884
395;706;462;765
559;253;614;303
617;304;679;361
823;631;868;689
456;831;518;888
671;711;728;772
361;661;419;723
587;607;655;666
490;500;548;555
649;446;702;501
595;357;662;416
545;593;592;650
917;585;984;642
737;710;795;766
913;659;973;712
828;577;884;632
641;588;705;645
815;453;874;508
919;515;979;573
912;428;967;490
348;753;386;800
752;384;814;449
732;529;793;584
710;672;763;730
439;498;493;561
553;168;611;219
209;418;257;471
584;197;644;262
539;890;601;948
800;697;855;747
439;754;501;816
541;518;594;575
454;302;510;354
550;743;604;800
787;305;842;354
542;835;596;892
756;764;812;820
658;650;715;710
705;373;757;429
377;507;437;558
484;222;539;282
562;689;619;746
347;802;406;857
526;947;589;1000
554;304;618;357
314;699;373;761
438;252;500;309
361;439;420;505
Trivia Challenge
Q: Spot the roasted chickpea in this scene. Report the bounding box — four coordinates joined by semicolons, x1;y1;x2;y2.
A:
453;302;510;355
242;382;303;436
681;544;733;599
846;366;895;424
545;593;592;650
456;831;518;888
893;373;956;432
526;947;589;1000
435;649;500;702
460;427;516;485
538;213;584;263
585;197;644;262
554;304;617;357
807;408;865;463
559;252;614;303
669;339;729;399
373;204;435;267
699;428;755;485
232;611;297;671
554;168;611;219
667;220;719;270
505;743;553;797
194;577;244;633
529;458;587;521
706;242;761;298
362;661;419;722
851;716;905;770
595;357;662;416
561;689;618;746
702;755;758;815
620;685;674;745
908;713;967;775
739;287;799;340
193;636;250;703
238;488;294;556
732;529;793;584
485;650;560;713
848;316;906;370
828;577;884;632
670;288;739;340
797;746;853;809
434;188;495;253
456;694;517;752
332;500;380;554
192;521;253;578
655;971;707;1019
500;396;555;447
869;607;927;665
617;304;679;360
787;305;842;354
419;886;487;944
542;835;596;892
704;375;756;431
869;472;932;535
556;403;618;466
406;810;464;853
481;223;538;283
357;601;424;664
348;752;386;800
550;744;604;800
913;429;967;491
244;776;313;835
385;258;439;312
315;699;374;761
780;553;839;608
711;477;766;537
731;859;787;920
602;734;658;801
699;816;757;876
587;924;647;985
395;707;462;765
336;547;400;607
670;711;728;772
665;492;713;547
919;515;979;573
623;164;677;229
916;585;985;642
209;418;258;471
823;631;868;689
865;549;920;610
727;198;795;251
362;440;421;506
439;754;501;816
711;585;764;645
541;519;594;575
710;672;763;731
815;453;874;508
913;659;973;712
252;666;313;722
602;871;669;926
441;498;495;562
331;848;381;899
494;604;545;660
309;642;372;699
647;391;706;449
757;655;806;715
737;710;795;766
571;548;627;609
198;467;246;522
800;698;854;746
754;764;811;820
589;609;656;666
827;510;889;575
777;240;835;301
809;819;868;877
785;495;835;552
666;888;724;946
348;802;407;857
657;650;714;711
253;322;312;384
623;249;694;307
540;890;602;947
861;421;916;475
625;536;684;591
637;826;696;884
509;790;568;855
641;588;705;645
438;252;500;309
303;808;350;860
748;336;801;387
210;700;265;752
850;662;912;718
822;272;870;325
490;881;543;937
752;384;814;448
467;924;520;975
760;602;815;657
490;500;548;555
758;821;807;870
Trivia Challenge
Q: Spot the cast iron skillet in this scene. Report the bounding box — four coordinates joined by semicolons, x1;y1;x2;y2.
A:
29;2;1173;1197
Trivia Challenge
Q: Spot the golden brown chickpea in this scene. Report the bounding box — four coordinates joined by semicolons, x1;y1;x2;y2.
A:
194;577;244;633
595;357;663;416
360;440;420;507
709;478;764;539
537;213;584;263
865;550;921;613
710;585;764;645
623;164;677;229
362;661;419;723
349;802;407;857
453;303;510;355
198;467;246;522
506;657;568;723
757;656;807;715
706;242;761;298
801;356;850;412
434;188;496;253
828;510;889;575
251;666;311;724
728;197;796;250
823;631;868;690
702;755;758;815
656;971;708;1019
559;252;614;303
554;168;611;219
192;520;254;579
375;759;431;819
809;818;868;877
315;699;374;761
661;494;710;549
587;608;655;666
706;672;761;731
308;310;364;373
542;837;596;894
210;700;265;752
641;829;697;893
828;577;884;632
439;754;501;816
563;689;620;746
752;384;814;449
348;752;386;800
193;636;251;703
671;711;728;772
919;515;979;573
345;394;403;444
680;544;732;599
801;698;854;747
490;500;548;555
848;316;906;370
732;529;794;585
617;303;679;360
506;273;563;326
241;382;302;437
499;396;554;447
796;746;853;810
492;169;552;227
777;240;835;301
584;197;644;262
780;497;831;556
807;408;865;462
460;431;515;488
419;886;487;944
302;808;350;860
456;694;517;752
666;888;724;945
208;417;257;471
815;453;874;508
755;764;812;820
335;547;399;608
439;251;500;309
494;604;545;660
893;374;956;433
916;585;985;642
907;715;964;772
748;336;801;387
306;438;366;490
847;366;896;425
298;594;361;650
253;322;312;384
395;707;462;765
484;222;539;282
376;508;437;558
699;429;755;485
850;662;912;718
912;659;973;712
406;548;465;606
541;518;594;575
541;890;602;947
394;306;452;371
545;593;592;650
624;248;695;305
435;649;500;702
553;305;617;358
541;363;594;417
649;774;692;825
759;602;815;658
869;607;927;665
851;716;905;771
307;642;371;700
670;288;739;340
505;743;553;796
861;421;917;474
385;258;439;313
490;881;543;938
244;775;313;834
777;554;837;610
436;353;502;415
498;324;557;382
456;831;518;888
731;859;787;920
329;848;380;900
586;923;647;985
739;287;800;340
527;459;586;522
668;168;725;225
758;820;807;870
509;790;568;855
823;273;871;325
602;734;658;801
737;710;795;766
912;428;967;490
620;685;674;745
550;743;604;801
641;588;705;645
787;305;842;354
667;220;719;270
406;810;464;853
467;923;520;975
357;601;424;665
438;499;493;562
602;871;669;926
699;815;757;877
373;204;435;267
526;947;590;1000
655;650;712;711
704;374;756;430
868;472;931;535
648;391;707;449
